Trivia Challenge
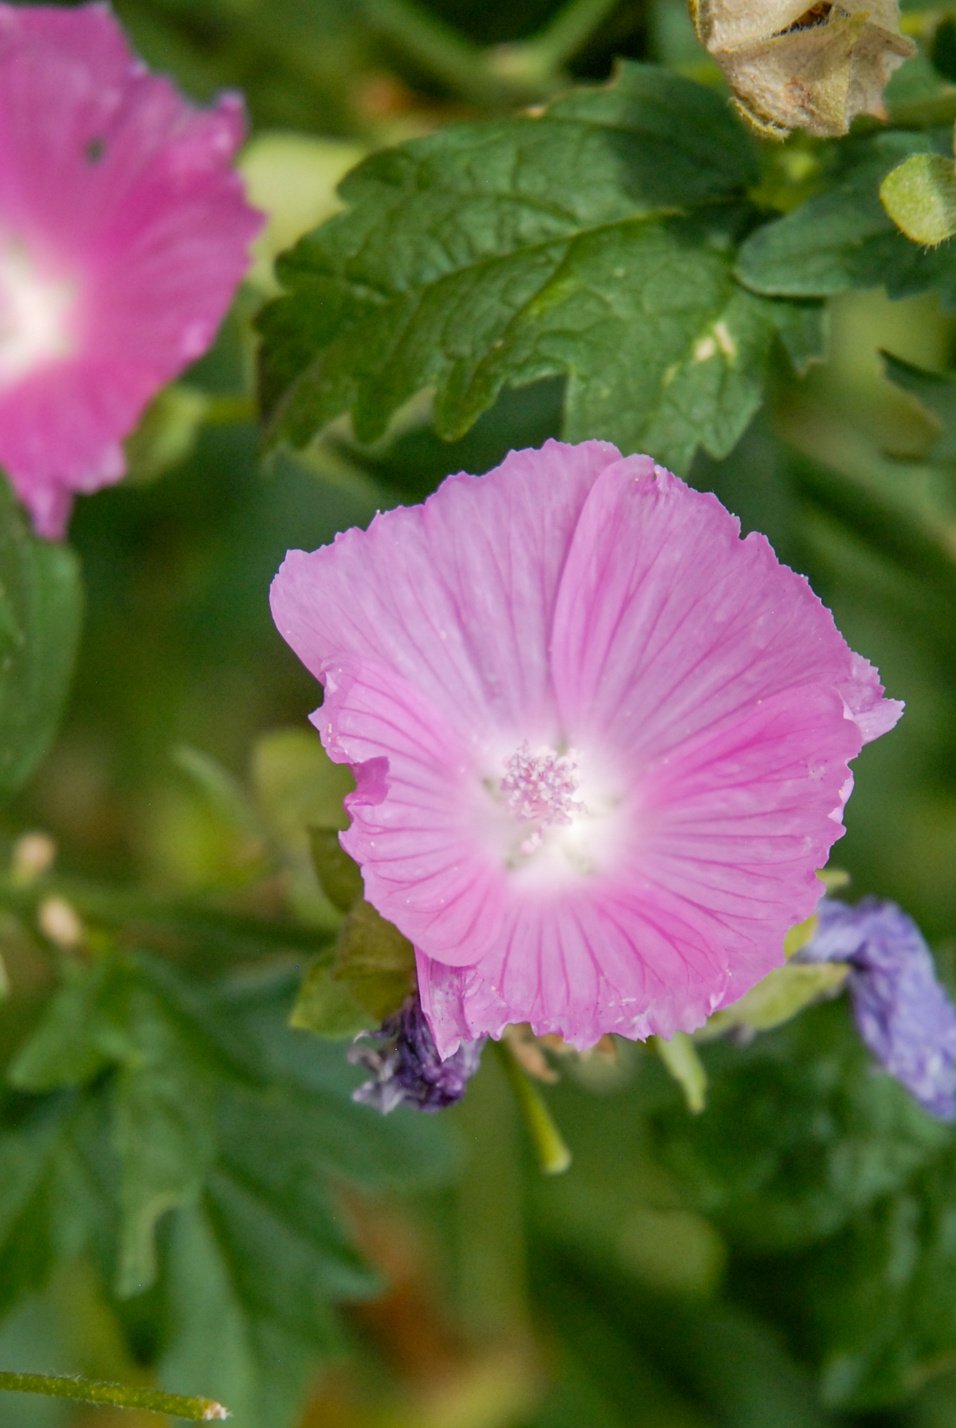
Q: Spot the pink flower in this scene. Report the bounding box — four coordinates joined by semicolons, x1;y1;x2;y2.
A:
271;441;903;1058
0;2;261;539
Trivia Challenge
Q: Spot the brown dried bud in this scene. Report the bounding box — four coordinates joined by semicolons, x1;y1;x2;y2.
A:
690;0;916;139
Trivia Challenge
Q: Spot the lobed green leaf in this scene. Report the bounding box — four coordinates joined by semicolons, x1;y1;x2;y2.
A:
1;954;458;1426
0;1091;115;1321
259;62;818;473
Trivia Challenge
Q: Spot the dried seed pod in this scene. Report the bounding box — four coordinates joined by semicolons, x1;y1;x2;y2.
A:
690;0;916;139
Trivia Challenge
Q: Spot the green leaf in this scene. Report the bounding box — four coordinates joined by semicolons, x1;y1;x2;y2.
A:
259;63;812;471
646;1002;956;1407
882;351;956;461
153;970;459;1427
1;957;458;1428
333;900;416;1021
252;728;356;925
533;1240;836;1428
9;958;124;1093
288;956;370;1038
159;1091;377;1423
10;953;217;1298
128;959;457;1192
652;1002;949;1252
308;826;363;913
782;1146;956;1410
251;727;353;842
931;16;956;82
111;980;216;1297
290;900;414;1036
737;133;956;308
0;1091;115;1320
700;961;848;1039
0;478;83;803
124;384;209;483
880;152;956;246
158;1201;345;1428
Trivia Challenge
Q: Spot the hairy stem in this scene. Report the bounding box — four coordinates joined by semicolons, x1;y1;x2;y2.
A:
0;1371;228;1421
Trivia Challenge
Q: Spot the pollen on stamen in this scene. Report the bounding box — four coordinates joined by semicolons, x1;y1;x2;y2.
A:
500;743;584;840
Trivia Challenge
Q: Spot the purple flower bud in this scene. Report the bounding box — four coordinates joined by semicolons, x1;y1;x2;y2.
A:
348;995;484;1113
801;898;956;1119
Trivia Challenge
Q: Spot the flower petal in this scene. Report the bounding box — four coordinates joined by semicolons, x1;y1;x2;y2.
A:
802;897;956;1118
550;458;901;763
417;684;861;1054
310;653;508;966
417;881;732;1058
635;682;864;1003
273;441;904;1058
271;440;621;742
0;5;261;537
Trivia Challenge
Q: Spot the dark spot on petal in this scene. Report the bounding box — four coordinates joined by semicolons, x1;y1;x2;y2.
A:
85;137;106;164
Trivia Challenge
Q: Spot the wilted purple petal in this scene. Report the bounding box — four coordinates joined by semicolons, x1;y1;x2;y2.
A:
801;898;956;1119
349;995;484;1113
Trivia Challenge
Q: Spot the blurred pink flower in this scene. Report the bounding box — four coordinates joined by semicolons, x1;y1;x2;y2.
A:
272;441;903;1057
0;2;261;538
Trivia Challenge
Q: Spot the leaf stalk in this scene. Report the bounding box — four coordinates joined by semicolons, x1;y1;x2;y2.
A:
495;1039;572;1175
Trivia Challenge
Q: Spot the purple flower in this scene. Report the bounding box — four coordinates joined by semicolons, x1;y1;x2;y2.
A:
271;441;902;1059
801;898;956;1119
0;3;262;538
349;996;484;1113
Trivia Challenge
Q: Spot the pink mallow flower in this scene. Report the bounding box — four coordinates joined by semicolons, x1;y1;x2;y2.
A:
0;2;261;538
271;441;903;1058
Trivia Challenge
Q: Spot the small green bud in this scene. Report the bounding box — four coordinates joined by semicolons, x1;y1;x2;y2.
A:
880;151;956;247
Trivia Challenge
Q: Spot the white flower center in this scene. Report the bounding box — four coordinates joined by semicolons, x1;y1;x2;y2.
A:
485;739;626;884
501;743;585;855
0;237;75;389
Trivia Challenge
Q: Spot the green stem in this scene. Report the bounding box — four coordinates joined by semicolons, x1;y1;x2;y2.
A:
652;1031;708;1114
0;1371;227;1421
508;0;621;77
359;0;523;106
495;1040;571;1175
360;0;623;106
